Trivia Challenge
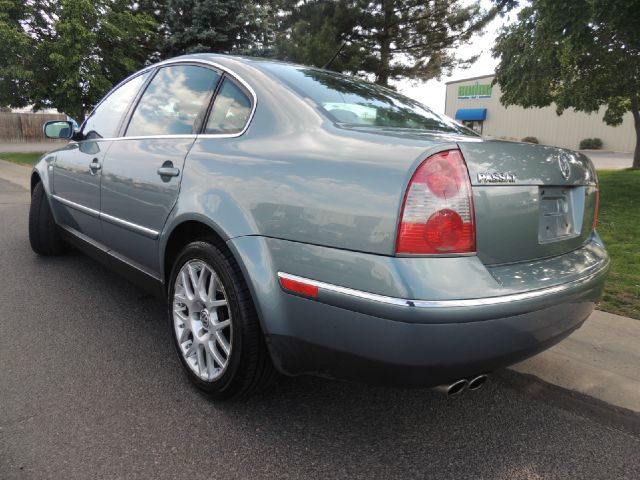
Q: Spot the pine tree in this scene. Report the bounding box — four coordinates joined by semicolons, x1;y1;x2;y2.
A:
275;0;512;86
162;0;275;56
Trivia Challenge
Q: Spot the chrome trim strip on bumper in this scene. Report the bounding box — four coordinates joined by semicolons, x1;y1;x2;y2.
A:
277;262;609;309
52;194;159;239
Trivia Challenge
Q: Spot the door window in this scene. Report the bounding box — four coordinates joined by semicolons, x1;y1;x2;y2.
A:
205;78;253;135
126;65;221;137
82;72;150;140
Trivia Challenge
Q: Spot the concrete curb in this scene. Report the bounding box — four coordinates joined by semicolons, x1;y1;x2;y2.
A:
0;158;638;414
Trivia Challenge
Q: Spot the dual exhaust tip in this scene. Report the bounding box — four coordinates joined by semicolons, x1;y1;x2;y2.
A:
435;374;489;396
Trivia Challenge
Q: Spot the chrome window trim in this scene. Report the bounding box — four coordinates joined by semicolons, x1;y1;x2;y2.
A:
77;131;251;142
112;134;198;142
277;264;609;309
77;58;257;142
52;194;159;239
69;134;198;142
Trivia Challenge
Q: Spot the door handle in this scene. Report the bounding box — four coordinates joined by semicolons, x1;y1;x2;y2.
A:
157;161;180;178
89;158;101;175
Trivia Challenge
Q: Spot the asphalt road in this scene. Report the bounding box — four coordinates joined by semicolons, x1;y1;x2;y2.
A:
1;178;639;480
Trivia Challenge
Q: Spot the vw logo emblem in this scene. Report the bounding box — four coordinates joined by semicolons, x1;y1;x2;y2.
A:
199;309;210;329
558;156;571;180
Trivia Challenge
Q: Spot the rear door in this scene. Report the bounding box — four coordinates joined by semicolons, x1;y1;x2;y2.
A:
99;63;221;275
51;72;150;241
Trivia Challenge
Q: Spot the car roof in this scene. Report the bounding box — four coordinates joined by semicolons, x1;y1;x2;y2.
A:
159;53;303;72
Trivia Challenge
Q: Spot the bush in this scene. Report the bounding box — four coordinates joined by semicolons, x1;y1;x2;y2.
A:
521;136;539;144
579;138;604;149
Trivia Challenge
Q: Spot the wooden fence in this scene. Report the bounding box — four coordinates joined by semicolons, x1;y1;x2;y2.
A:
0;112;67;143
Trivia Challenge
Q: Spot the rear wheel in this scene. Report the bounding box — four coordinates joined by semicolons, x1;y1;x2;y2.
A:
29;181;65;256
167;240;276;399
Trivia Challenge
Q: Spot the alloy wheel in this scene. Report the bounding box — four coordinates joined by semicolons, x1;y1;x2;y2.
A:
173;260;232;381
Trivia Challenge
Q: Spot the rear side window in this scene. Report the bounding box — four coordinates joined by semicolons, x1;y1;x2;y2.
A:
126;65;220;137
82;72;150;140
205;78;252;135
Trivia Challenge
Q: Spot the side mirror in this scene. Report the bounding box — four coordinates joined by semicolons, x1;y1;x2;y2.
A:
43;120;74;139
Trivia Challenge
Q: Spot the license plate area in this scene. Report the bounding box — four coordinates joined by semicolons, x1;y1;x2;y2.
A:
538;186;581;243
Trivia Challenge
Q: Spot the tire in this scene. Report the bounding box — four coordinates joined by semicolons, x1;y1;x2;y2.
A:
167;240;277;399
29;181;65;256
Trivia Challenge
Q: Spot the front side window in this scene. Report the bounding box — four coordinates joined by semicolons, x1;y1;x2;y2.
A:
82;72;150;140
205;78;253;135
262;63;475;135
126;65;221;137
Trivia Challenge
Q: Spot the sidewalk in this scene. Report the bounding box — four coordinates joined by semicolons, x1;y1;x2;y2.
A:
512;310;640;413
0;141;61;153
0;159;31;190
0;159;638;413
580;150;633;170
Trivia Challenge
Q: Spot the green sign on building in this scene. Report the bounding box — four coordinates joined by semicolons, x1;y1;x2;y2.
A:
458;83;492;99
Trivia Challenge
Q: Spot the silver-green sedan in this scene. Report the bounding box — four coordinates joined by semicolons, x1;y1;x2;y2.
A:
30;54;609;398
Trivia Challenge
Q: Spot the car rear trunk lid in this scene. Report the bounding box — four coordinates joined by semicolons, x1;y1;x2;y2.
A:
457;140;599;265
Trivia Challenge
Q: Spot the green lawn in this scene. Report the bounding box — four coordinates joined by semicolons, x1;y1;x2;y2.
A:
596;169;640;319
0;151;46;166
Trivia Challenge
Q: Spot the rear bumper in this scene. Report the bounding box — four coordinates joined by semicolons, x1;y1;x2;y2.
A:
276;258;608;324
228;234;609;387
269;259;607;386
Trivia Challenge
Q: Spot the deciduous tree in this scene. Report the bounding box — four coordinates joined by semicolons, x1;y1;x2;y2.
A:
493;0;640;168
0;0;36;108
0;0;157;121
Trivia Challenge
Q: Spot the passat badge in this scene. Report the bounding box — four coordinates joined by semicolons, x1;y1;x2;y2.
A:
477;172;517;183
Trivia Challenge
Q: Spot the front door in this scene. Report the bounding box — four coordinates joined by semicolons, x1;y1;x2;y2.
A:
51;71;151;243
51;140;107;241
99;64;222;276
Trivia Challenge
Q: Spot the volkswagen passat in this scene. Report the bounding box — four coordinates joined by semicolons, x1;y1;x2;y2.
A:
31;54;609;398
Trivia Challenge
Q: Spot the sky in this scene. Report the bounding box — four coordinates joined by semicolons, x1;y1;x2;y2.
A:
395;2;520;113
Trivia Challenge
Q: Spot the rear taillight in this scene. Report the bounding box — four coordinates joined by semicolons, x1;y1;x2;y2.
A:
396;149;475;254
592;187;600;230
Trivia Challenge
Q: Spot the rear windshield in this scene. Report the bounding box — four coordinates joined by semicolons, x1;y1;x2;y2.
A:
262;63;475;135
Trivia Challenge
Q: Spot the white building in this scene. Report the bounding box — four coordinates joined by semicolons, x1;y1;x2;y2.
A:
445;74;635;152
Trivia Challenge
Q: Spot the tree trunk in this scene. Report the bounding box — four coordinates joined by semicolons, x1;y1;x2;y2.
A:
375;0;395;87
632;98;640;169
377;37;390;86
